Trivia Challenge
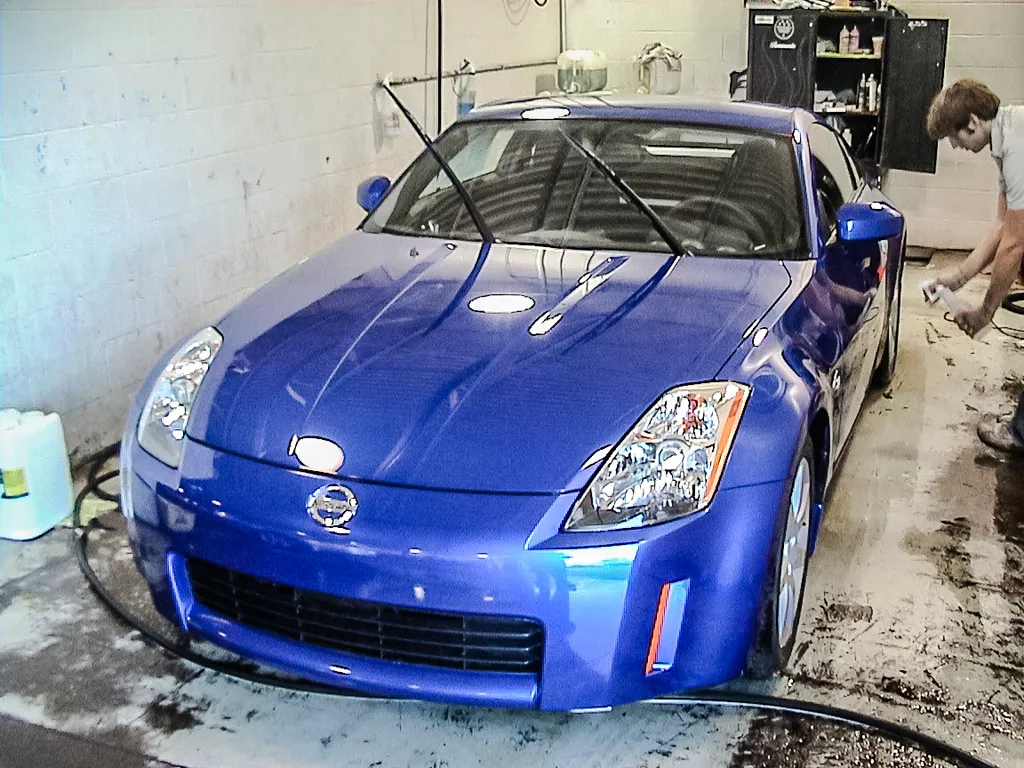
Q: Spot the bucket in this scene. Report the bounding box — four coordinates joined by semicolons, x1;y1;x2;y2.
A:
0;409;74;541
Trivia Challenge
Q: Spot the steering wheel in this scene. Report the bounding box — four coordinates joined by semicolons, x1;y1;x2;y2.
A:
665;196;764;240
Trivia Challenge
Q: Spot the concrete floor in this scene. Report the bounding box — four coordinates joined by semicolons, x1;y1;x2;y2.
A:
1;256;1023;768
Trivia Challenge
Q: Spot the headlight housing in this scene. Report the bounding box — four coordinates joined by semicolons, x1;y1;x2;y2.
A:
137;327;223;468
563;382;750;532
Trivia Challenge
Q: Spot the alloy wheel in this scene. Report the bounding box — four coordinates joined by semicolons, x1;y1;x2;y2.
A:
777;457;811;649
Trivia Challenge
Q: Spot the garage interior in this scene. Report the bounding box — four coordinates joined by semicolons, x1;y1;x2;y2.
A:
2;1;1024;766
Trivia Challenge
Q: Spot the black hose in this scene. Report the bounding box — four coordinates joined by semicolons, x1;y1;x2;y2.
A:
650;695;996;768
1002;290;1024;316
72;450;373;698
72;446;999;766
86;442;121;503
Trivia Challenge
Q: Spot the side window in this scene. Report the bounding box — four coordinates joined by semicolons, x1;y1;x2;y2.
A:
808;123;856;201
808;123;858;236
812;157;844;234
421;127;516;196
838;137;862;190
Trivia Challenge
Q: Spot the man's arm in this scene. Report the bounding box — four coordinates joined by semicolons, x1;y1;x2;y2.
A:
938;191;1007;289
983;208;1024;313
955;206;1024;337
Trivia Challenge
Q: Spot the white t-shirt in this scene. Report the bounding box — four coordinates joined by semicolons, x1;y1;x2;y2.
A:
991;105;1024;211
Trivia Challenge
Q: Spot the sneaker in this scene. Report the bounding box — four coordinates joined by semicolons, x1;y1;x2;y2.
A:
977;414;1024;454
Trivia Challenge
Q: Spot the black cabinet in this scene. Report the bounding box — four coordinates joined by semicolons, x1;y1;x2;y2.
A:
880;18;949;172
748;11;816;109
746;6;948;173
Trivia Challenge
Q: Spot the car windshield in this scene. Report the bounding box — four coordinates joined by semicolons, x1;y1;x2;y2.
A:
362;119;805;257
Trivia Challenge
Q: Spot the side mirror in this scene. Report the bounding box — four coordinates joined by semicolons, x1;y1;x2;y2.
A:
837;202;903;242
357;176;391;212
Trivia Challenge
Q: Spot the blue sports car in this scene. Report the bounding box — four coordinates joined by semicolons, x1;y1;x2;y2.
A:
121;95;904;711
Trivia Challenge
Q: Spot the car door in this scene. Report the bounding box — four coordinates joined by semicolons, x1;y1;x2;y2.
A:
808;124;884;449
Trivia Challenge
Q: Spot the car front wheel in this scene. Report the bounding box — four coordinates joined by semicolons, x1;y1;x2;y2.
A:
873;258;903;387
745;439;814;679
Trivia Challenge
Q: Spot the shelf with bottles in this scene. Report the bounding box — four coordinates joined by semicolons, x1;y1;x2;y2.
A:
813;66;883;117
816;52;881;60
815;12;886;60
818;107;880;117
819;10;890;20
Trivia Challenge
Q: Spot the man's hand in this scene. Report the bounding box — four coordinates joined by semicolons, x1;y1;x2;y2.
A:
954;304;995;337
934;268;965;291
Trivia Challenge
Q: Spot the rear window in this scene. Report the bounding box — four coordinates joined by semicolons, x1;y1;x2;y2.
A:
363;119;805;257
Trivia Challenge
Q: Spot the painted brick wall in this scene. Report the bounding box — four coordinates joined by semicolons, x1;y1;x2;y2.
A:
566;0;1024;250
1;0;558;461
880;1;1024;249
566;0;748;100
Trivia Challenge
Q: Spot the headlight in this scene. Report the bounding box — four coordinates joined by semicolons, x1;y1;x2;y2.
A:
137;327;223;468
563;382;750;532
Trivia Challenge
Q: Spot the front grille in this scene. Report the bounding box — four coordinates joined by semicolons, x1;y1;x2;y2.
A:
186;558;544;674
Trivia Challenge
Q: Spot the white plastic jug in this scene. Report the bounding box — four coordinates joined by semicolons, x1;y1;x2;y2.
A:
0;409;74;540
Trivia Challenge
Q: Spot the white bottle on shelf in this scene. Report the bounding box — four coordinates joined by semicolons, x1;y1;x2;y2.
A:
867;74;878;113
840;26;852;54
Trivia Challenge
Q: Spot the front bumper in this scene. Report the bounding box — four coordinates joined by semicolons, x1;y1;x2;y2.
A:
123;437;786;711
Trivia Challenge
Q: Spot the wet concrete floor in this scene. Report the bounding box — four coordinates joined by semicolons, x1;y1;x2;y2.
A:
1;257;1022;767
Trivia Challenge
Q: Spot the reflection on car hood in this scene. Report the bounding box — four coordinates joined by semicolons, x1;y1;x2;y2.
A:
186;231;792;493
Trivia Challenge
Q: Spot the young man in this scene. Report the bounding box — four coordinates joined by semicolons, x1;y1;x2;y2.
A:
926;78;1024;454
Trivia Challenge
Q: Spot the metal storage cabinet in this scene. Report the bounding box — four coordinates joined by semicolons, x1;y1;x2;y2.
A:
746;6;948;173
879;17;949;173
748;10;817;111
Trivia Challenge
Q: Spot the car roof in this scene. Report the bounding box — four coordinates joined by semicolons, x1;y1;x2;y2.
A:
462;94;803;135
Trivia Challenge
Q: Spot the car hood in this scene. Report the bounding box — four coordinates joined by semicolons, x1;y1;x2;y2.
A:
187;231;792;494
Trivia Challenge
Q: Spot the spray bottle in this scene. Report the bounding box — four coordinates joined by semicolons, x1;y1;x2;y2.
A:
455;59;476;118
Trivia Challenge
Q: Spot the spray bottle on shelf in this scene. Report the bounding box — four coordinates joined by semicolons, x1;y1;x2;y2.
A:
857;73;868;111
455;59;477;118
840;25;852;54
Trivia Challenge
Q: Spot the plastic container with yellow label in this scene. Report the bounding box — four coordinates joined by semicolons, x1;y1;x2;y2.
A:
0;409;74;540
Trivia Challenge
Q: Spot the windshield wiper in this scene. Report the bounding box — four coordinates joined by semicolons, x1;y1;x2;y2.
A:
379;80;494;244
555;127;690;258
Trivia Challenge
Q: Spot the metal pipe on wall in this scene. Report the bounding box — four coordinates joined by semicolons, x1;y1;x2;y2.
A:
559;0;566;52
385;60;556;89
436;0;443;135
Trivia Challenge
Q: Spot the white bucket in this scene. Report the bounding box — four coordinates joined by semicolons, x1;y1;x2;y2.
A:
0;409;74;541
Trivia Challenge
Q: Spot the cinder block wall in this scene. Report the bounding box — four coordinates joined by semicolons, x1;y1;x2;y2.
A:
566;0;747;100
566;0;1024;250
1;0;558;460
880;1;1024;249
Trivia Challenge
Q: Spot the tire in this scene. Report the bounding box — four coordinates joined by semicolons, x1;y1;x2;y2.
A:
745;439;815;680
873;258;903;387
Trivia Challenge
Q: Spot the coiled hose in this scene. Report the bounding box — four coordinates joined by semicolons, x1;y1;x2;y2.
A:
1003;290;1024;316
